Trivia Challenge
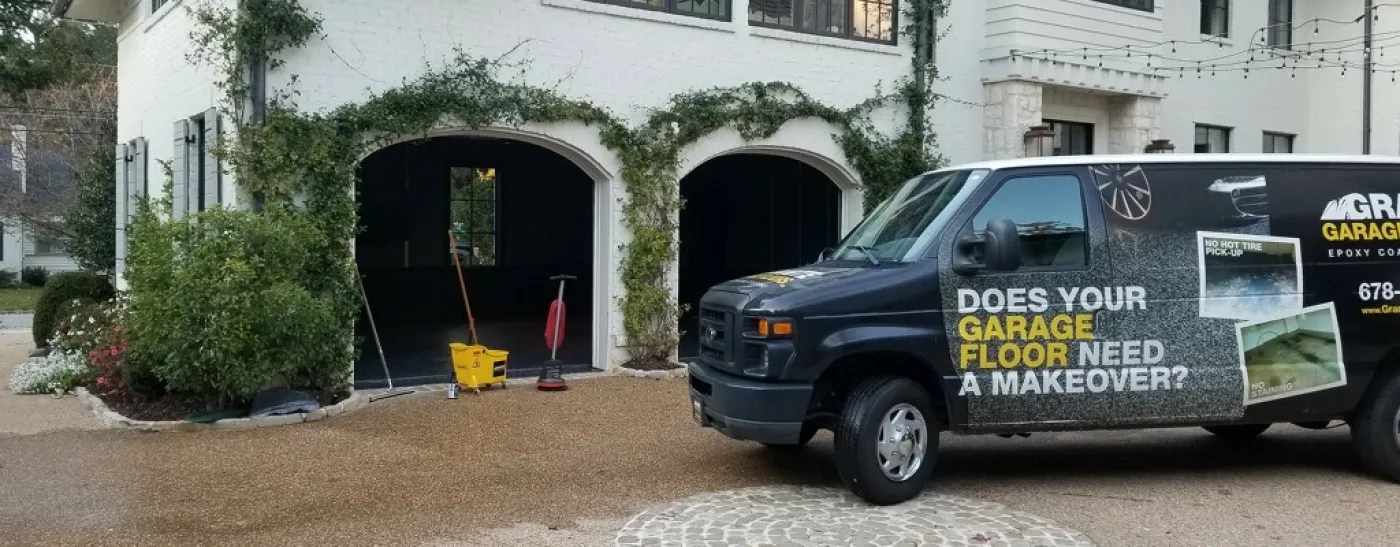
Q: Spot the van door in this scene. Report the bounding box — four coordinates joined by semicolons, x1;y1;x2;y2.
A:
936;167;1116;432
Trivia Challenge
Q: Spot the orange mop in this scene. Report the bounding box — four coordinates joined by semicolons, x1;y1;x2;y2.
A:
446;231;508;397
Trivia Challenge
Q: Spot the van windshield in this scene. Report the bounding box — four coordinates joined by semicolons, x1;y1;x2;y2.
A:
828;169;986;263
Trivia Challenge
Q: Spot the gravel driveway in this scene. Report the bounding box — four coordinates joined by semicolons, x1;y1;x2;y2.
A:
0;374;1395;546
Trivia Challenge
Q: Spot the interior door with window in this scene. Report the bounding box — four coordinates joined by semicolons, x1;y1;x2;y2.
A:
936;168;1116;431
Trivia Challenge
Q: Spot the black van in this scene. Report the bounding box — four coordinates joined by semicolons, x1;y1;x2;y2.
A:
687;154;1400;505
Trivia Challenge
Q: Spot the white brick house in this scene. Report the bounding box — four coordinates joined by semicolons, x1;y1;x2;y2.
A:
52;0;1399;384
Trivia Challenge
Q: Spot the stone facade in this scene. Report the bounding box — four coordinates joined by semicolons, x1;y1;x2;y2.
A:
982;81;1045;160
1108;96;1163;154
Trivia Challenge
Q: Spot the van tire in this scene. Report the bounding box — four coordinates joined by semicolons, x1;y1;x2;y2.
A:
1202;424;1271;441
1351;373;1400;482
833;376;938;506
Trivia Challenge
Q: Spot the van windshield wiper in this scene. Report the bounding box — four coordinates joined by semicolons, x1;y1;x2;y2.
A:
845;245;881;266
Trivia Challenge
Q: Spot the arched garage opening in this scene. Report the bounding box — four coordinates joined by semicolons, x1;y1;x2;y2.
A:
677;153;844;360
353;135;598;388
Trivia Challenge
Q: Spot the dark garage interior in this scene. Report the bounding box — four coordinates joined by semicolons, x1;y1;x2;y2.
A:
354;136;595;389
677;153;842;360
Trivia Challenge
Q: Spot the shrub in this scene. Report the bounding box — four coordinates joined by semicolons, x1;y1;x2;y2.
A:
49;296;125;357
126;206;352;408
7;350;93;394
21;266;49;287
0;270;15;289
32;270;115;348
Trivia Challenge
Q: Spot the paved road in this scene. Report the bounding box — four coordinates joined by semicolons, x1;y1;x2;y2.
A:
0;376;1395;546
0;313;32;330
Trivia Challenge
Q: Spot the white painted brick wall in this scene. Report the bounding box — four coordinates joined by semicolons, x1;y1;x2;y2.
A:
115;0;232;193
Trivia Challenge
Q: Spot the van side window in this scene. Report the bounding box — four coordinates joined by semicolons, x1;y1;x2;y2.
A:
966;174;1088;268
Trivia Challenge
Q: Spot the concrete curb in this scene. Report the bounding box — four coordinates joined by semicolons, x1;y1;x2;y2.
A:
74;387;368;432
613;365;688;380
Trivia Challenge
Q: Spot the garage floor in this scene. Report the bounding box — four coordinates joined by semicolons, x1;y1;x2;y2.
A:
353;317;595;388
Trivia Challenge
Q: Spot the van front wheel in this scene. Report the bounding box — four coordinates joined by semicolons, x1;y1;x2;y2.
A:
833;376;938;506
1351;373;1400;482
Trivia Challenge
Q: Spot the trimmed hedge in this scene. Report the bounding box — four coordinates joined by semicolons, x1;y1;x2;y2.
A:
21;266;49;287
33;271;115;347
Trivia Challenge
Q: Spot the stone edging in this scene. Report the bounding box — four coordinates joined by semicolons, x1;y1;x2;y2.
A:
74;387;368;432
613;365;689;380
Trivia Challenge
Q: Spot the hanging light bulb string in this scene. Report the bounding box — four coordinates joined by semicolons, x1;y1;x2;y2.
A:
1010;2;1400;60
1005;3;1400;82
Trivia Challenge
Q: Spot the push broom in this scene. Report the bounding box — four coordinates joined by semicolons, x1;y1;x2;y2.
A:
355;263;414;403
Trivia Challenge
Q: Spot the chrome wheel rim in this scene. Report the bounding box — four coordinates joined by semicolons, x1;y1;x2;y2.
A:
1392;406;1400;450
1089;164;1152;221
877;403;928;482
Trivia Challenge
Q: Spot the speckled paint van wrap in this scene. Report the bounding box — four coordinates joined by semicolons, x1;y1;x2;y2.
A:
937;162;1381;431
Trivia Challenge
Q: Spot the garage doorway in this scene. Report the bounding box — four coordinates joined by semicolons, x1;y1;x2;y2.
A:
354;136;597;388
676;153;843;360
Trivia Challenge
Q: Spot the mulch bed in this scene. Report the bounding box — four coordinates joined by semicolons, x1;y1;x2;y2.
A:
623;358;683;371
94;392;208;422
91;389;352;422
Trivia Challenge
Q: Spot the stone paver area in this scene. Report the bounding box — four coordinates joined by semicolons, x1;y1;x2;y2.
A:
613;485;1094;547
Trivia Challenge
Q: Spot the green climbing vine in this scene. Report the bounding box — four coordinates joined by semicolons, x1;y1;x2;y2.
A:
133;0;949;374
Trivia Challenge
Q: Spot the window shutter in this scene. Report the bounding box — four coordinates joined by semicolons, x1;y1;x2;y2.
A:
172;120;190;219
129;137;147;216
115;143;130;275
202;108;221;208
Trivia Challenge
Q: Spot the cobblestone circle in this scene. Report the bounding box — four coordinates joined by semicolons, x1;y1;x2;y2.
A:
614;485;1095;547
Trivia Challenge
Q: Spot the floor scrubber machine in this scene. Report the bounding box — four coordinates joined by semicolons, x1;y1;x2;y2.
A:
538;274;575;391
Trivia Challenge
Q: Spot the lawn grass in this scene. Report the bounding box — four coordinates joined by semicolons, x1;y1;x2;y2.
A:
0;287;42;312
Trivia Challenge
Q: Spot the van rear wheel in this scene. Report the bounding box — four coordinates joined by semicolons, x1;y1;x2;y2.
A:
833;376;938;506
1351;373;1400;482
1202;424;1271;441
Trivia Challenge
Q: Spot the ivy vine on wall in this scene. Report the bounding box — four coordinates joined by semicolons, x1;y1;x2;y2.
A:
161;0;949;369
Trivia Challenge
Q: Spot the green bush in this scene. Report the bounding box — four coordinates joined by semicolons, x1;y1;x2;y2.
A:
126;205;352;408
32;270;115;348
21;266;49;287
0;270;16;289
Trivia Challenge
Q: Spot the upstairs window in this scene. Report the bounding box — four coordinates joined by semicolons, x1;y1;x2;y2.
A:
152;0;171;12
1267;0;1292;49
749;0;899;44
586;0;731;20
1200;0;1229;38
1195;124;1232;153
1091;0;1153;12
1263;131;1295;153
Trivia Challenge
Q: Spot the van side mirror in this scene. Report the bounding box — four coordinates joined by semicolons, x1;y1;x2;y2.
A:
983;218;1021;271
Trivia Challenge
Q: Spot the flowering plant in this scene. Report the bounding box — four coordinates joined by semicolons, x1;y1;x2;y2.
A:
7;351;92;395
88;338;127;398
49;295;128;357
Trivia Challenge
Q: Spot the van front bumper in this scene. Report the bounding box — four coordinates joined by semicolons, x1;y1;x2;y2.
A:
687;361;812;445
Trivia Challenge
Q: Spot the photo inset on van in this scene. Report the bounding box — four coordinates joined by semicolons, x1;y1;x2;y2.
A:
1197;231;1303;321
1234;303;1346;405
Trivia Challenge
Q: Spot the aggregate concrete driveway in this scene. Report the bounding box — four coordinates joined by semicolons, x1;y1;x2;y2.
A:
1;373;1397;546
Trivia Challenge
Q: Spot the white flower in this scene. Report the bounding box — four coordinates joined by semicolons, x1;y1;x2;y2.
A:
7;352;92;395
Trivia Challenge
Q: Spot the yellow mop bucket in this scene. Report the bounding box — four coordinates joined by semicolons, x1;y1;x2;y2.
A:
450;343;508;391
447;230;508;394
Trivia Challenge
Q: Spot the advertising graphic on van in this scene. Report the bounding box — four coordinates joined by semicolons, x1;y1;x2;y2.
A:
1197;232;1302;321
1235;302;1346;406
953;286;1178;397
938;165;1353;428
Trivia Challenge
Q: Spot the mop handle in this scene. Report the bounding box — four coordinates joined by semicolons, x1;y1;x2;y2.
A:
448;231;478;345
